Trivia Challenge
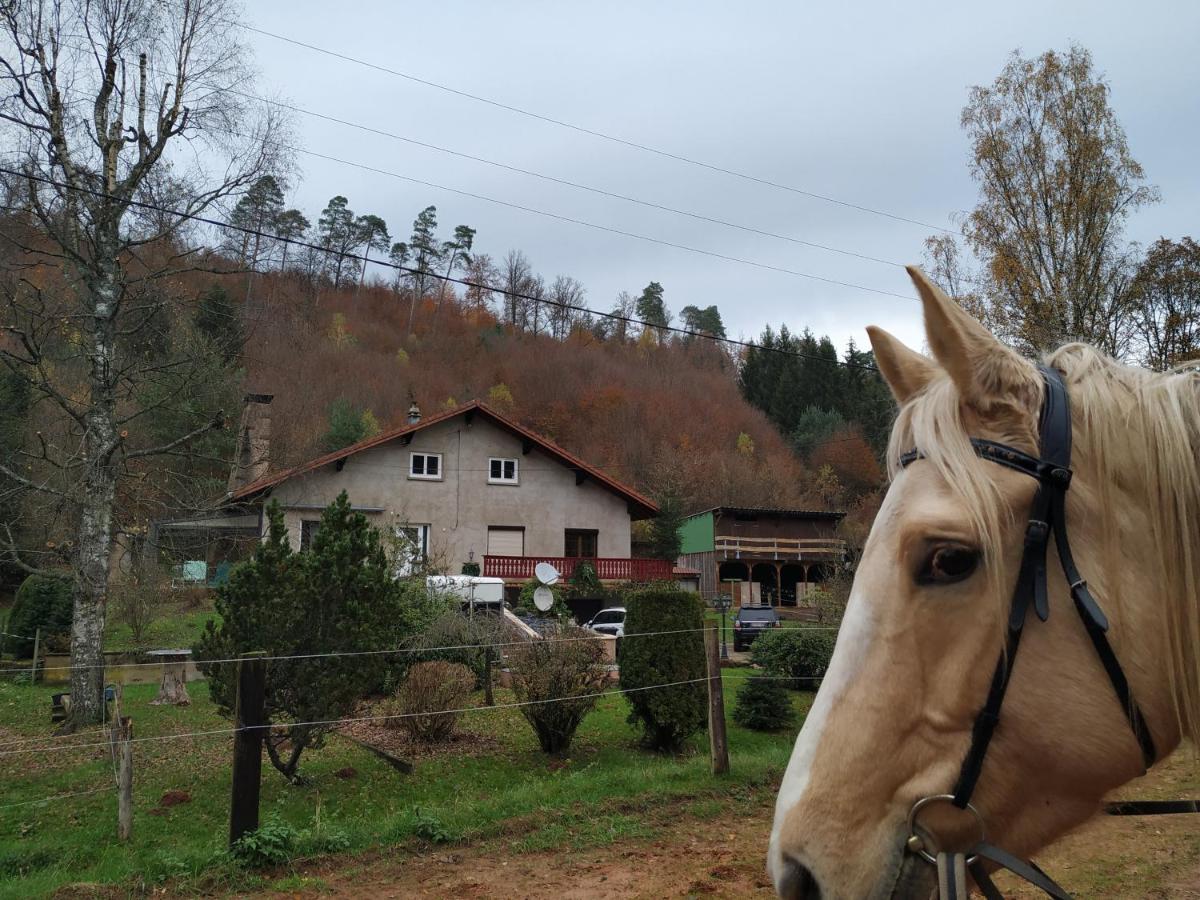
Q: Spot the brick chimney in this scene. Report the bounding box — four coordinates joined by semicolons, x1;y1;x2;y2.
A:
228;393;273;493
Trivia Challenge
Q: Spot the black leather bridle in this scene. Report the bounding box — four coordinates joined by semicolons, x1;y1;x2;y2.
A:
896;365;1194;900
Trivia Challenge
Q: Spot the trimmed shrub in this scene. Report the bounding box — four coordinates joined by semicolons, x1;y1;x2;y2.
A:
733;676;796;731
750;628;836;687
387;660;475;742
5;574;72;657
620;585;706;752
508;626;608;755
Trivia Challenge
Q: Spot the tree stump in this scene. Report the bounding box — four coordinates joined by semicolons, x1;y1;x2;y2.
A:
147;649;192;706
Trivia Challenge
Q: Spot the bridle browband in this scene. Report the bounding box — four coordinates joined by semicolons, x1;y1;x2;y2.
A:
897;365;1166;900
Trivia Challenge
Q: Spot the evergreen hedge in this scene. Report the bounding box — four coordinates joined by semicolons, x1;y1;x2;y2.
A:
620;584;706;752
749;628;835;688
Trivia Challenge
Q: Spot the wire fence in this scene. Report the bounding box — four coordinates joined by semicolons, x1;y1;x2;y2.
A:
0;669;796;759
0;622;840;677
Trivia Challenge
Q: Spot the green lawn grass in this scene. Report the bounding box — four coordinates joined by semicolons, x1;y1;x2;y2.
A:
0;671;810;898
102;604;219;653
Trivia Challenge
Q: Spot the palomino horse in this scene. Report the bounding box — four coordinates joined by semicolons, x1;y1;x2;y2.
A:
768;267;1200;898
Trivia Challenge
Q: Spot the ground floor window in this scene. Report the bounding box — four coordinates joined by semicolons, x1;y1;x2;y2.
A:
394;524;431;575
300;519;321;551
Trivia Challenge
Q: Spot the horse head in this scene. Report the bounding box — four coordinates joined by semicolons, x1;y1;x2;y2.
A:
768;267;1197;898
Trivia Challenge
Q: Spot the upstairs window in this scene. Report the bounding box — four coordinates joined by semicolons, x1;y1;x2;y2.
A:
488;457;518;484
565;529;598;558
409;452;442;480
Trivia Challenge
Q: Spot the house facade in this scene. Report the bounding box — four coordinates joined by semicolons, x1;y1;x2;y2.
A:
225;400;669;587
678;506;846;605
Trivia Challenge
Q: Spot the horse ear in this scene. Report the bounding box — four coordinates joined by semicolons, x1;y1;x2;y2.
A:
865;325;937;405
906;265;1031;405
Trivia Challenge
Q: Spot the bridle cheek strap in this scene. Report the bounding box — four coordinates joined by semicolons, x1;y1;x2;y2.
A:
900;365;1157;814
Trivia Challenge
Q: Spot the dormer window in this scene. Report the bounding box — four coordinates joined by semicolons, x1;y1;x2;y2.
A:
488;457;518;484
409;452;442;480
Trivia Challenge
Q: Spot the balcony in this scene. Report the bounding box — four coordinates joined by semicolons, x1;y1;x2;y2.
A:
714;535;846;560
483;555;674;582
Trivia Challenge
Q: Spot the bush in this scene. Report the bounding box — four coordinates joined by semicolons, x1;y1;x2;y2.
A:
402;609;503;688
5;574;72;658
508;626;608;755
230;816;297;868
197;495;440;782
733;676;796;731
386;660;475;742
750;628;836;687
620;585;707;752
110;569;168;648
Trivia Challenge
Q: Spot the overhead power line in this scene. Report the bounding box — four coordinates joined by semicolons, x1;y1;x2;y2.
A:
208;85;904;270
8;68;917;301
0;166;886;373
238;21;958;236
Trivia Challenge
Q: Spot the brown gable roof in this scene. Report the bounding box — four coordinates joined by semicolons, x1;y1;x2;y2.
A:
226;400;659;519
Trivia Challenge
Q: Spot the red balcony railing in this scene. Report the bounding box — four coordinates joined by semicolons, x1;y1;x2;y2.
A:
483;555;673;582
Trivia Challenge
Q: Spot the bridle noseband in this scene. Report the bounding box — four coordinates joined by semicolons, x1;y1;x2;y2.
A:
898;365;1159;900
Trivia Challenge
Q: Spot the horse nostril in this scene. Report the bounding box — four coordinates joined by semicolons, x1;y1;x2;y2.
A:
777;855;822;900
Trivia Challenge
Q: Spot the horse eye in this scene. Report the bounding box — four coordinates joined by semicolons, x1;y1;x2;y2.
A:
917;545;980;585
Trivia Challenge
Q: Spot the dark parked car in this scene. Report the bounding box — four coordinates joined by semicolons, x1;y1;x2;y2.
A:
732;605;781;652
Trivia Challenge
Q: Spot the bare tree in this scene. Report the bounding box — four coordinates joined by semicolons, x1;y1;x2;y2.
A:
547;274;585;340
0;0;289;727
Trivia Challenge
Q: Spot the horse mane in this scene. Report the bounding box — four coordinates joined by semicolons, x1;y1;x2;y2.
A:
886;343;1200;748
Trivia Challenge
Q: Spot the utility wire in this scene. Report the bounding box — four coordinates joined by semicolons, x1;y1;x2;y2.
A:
284;143;916;301
206;85;904;270
2;69;914;299
0;785;111;810
0;167;887;373
0;675;714;758
0;625;717;677
238;21;957;236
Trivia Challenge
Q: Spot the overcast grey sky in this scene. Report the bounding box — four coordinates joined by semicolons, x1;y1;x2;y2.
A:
245;0;1200;353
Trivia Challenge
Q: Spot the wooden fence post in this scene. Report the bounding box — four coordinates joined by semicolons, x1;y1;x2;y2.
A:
117;716;133;841
229;652;266;847
704;627;730;775
29;627;40;683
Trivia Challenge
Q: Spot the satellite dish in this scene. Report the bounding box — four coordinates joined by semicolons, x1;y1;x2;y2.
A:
534;562;560;586
533;586;555;612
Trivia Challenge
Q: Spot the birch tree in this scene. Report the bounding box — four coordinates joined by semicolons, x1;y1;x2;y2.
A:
0;0;287;728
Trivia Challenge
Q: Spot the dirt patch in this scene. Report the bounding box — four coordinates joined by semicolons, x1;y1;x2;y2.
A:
225;758;1200;899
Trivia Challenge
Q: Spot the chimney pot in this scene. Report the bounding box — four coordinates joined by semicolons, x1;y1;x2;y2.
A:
408;401;421;425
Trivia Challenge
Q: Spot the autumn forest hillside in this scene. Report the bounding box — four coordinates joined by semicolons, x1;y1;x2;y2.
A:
240;268;876;515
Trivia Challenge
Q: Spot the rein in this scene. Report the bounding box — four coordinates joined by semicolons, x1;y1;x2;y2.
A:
898;365;1198;899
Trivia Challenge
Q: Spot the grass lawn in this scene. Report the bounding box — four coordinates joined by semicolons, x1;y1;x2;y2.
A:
102;600;219;653
0;671;810;898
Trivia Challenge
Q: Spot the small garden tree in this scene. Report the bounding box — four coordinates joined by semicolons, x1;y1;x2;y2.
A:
4;574;72;657
197;494;434;782
733;676;796;731
508;626;608;755
620;585;706;752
